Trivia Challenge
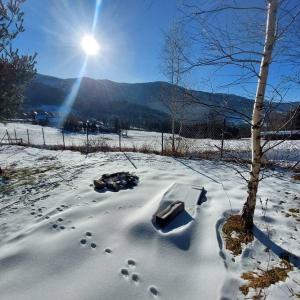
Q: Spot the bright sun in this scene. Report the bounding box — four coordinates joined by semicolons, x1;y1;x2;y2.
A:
81;35;100;56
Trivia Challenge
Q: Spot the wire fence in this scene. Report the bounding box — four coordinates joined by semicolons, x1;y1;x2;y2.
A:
0;121;299;166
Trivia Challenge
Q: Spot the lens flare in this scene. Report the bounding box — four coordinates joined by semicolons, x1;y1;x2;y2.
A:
81;35;100;56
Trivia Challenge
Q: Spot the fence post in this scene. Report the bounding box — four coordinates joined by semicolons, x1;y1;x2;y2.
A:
220;118;226;160
6;130;11;144
118;119;122;151
14;129;17;141
62;130;65;150
86;123;89;155
161;132;164;155
42;127;46;146
119;131;122;151
27;128;30;145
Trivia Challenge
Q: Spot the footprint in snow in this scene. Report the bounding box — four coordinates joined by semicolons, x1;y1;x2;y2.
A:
131;273;139;283
79;232;97;249
80;238;87;245
148;286;159;296
51;218;71;231
121;258;160;295
127;259;136;267
104;248;112;254
120;268;129;277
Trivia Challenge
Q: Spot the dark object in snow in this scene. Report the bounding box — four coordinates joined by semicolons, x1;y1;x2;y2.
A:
197;188;207;205
93;179;106;190
93;172;139;192
155;201;185;228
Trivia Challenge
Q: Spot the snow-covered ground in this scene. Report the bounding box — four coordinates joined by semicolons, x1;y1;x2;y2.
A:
1;122;299;162
0;145;299;299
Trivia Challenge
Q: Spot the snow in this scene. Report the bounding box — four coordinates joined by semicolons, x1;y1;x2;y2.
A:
0;145;299;299
1;122;300;163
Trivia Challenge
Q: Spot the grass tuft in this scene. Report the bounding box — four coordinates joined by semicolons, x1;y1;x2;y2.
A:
289;208;300;214
292;174;300;181
239;260;293;296
222;214;253;256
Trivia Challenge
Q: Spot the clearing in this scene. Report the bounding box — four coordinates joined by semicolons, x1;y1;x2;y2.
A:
0;145;299;299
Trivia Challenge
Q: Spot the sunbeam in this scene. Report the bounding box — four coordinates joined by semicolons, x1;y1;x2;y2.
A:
58;0;102;128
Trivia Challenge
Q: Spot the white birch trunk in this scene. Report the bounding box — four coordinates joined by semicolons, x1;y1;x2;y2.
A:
242;0;278;231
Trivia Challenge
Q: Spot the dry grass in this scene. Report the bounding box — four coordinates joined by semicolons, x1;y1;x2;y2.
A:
292;174;300;181
0;164;61;194
239;260;293;296
1;141;299;175
282;208;300;219
289;208;300;214
222;215;253;256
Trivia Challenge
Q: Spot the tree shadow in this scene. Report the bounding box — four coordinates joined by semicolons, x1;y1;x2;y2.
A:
253;225;300;269
173;157;221;184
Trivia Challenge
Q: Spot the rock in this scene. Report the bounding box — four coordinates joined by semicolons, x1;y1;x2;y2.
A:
93;179;106;190
93;172;139;193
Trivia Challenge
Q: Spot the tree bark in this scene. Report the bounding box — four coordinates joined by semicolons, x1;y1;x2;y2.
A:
242;0;278;232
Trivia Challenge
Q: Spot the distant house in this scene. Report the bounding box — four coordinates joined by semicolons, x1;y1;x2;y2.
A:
261;130;300;140
33;111;50;125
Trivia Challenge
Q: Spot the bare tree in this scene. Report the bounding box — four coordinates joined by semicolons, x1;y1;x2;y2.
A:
160;22;189;152
242;0;278;231
180;0;300;232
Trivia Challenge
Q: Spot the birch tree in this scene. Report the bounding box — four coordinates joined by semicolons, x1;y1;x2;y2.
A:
242;0;278;231
181;0;300;233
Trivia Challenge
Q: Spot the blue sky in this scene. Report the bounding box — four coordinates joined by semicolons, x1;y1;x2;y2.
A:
14;0;300;101
15;0;179;83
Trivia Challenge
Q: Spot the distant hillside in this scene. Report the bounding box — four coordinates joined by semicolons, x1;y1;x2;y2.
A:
24;74;299;124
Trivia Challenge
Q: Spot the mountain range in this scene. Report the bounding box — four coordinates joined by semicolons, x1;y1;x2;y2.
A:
24;74;299;125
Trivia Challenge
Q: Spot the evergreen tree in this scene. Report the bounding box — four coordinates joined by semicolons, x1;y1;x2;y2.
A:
0;0;36;119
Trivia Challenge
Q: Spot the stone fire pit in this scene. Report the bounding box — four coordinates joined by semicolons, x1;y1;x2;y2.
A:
93;172;139;192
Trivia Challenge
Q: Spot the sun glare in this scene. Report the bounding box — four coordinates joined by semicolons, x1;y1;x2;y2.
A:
81;34;100;56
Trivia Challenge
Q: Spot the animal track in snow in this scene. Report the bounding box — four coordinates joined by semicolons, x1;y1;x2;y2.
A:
131;273;139;282
79;232;97;249
51;223;66;230
148;286;159;296
120;268;129;276
104;248;112;254
119;258;160;296
30;206;47;218
80;238;87;245
50;218;72;232
127;259;136;267
120;260;140;283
